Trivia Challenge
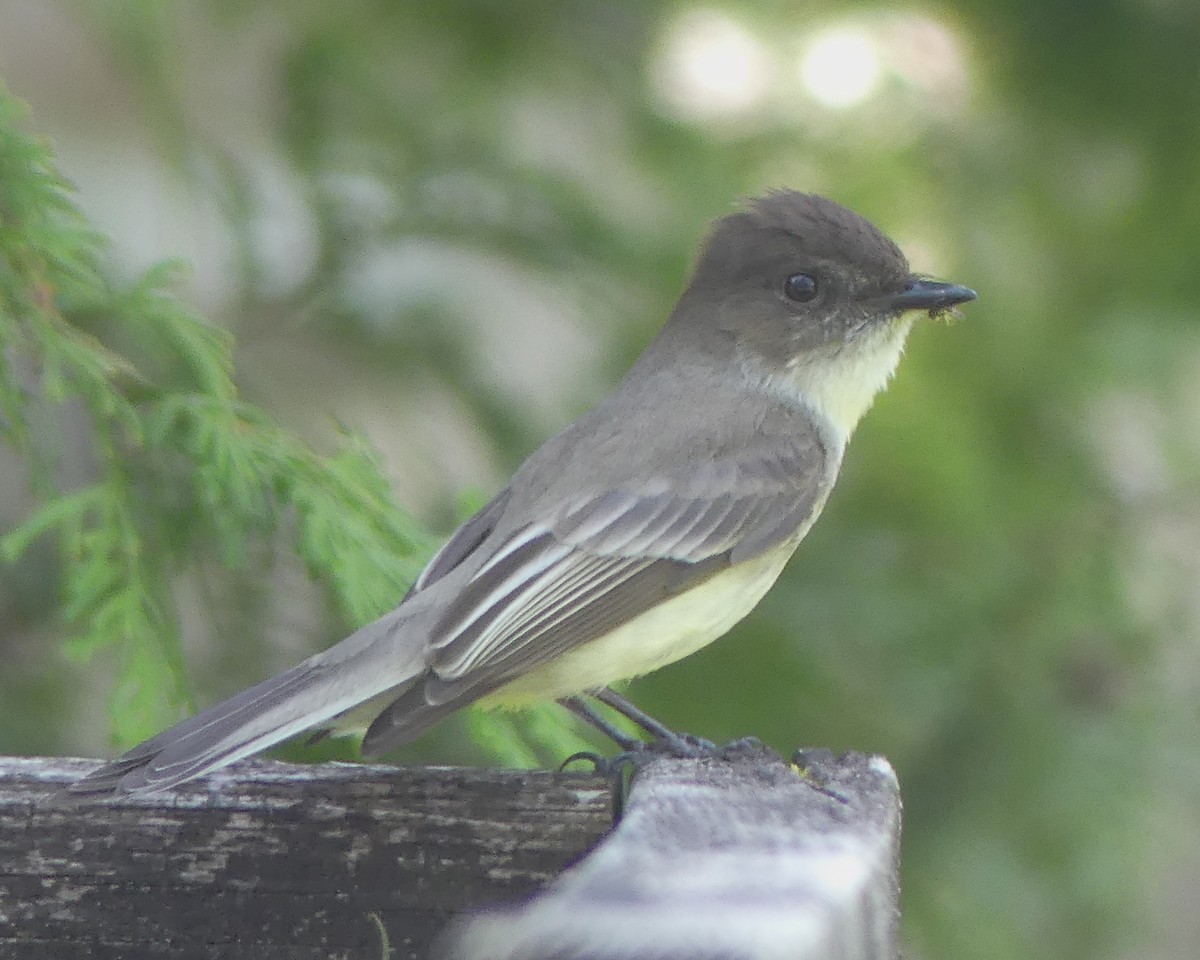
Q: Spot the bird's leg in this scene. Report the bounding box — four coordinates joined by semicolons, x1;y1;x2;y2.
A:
557;695;643;753
590;687;677;740
591;687;716;756
561;689;761;774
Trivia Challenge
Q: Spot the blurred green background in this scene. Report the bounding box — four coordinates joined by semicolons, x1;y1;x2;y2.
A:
3;1;1200;958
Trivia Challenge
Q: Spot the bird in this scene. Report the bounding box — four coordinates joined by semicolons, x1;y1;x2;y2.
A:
63;189;976;800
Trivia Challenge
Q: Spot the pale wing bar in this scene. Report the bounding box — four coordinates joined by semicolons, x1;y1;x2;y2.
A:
429;449;822;685
432;551;654;685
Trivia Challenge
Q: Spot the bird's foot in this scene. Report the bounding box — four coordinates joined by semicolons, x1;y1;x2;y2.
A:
646;731;768;760
560;731;768;771
645;730;716;758
561;747;646;778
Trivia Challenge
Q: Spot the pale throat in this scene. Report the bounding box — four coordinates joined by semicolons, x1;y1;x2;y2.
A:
767;316;914;446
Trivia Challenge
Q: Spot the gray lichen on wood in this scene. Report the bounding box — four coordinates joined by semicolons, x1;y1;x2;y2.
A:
0;756;615;960
442;747;901;960
0;749;900;960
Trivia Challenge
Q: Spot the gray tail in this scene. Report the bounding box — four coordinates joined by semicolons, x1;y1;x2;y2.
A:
58;614;425;802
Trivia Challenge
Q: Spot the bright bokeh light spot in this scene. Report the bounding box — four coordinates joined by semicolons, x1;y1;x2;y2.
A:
655;10;772;120
883;15;969;109
800;29;882;109
653;11;971;128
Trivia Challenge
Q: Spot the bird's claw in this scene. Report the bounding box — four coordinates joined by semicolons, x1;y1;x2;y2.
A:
562;734;769;774
648;732;716;757
561;746;648;777
720;735;763;757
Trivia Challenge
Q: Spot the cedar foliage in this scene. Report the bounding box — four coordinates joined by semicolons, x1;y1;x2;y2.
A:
0;89;434;744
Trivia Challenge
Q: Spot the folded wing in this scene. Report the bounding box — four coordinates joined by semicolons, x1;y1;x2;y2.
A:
362;434;828;753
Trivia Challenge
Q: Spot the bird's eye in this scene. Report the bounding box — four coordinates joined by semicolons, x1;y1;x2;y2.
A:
783;273;818;303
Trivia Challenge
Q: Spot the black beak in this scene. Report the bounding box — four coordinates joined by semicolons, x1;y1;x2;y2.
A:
882;277;977;313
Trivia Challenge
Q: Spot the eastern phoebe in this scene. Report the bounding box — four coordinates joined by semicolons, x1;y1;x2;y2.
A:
65;190;975;799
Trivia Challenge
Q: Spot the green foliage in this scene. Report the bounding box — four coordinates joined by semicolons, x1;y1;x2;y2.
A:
0;87;435;745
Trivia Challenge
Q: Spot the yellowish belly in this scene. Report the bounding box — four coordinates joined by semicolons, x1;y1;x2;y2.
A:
481;540;797;705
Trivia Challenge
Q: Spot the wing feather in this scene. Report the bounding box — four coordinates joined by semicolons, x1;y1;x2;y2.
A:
426;437;828;692
411;488;511;593
427;555;654;701
441;549;577;674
